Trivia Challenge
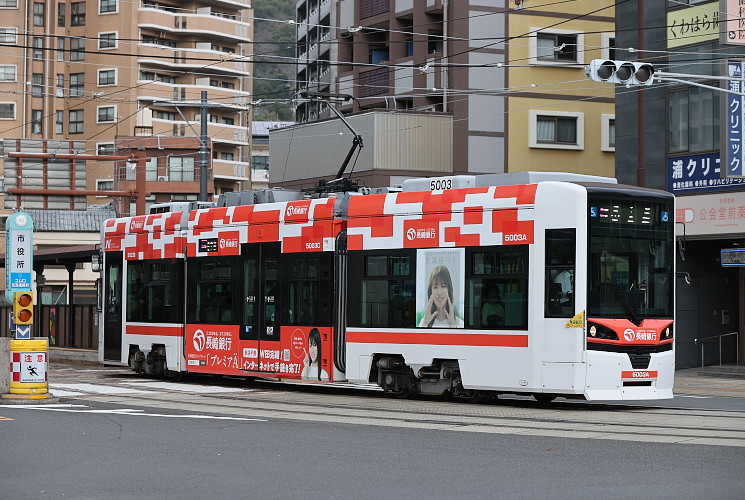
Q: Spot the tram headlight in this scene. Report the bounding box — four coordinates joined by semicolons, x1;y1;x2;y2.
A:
662;326;673;340
587;322;618;341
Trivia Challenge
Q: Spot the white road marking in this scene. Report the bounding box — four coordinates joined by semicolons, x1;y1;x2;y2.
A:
120;381;247;393
48;389;87;397
49;383;156;395
676;395;712;399
5;405;267;421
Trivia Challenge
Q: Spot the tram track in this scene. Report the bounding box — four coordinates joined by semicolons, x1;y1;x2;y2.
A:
61;383;745;448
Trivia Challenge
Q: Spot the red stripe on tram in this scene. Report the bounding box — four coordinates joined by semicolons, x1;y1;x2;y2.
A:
347;330;528;348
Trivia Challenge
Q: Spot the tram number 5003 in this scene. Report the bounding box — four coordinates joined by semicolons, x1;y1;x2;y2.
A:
430;178;452;191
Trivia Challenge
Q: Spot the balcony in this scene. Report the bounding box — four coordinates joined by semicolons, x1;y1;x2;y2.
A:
138;46;251;77
147;119;248;146
136;83;251;111
139;6;251;44
198;0;251;8
213;159;249;180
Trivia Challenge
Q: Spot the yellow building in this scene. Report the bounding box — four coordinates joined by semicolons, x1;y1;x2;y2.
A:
507;1;616;176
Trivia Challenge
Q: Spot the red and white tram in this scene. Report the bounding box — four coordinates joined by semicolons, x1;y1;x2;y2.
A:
100;172;675;402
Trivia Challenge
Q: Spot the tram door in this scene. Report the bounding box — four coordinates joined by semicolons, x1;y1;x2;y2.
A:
103;253;123;362
241;242;281;373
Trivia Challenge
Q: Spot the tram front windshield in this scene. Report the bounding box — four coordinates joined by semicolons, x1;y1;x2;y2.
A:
587;196;674;320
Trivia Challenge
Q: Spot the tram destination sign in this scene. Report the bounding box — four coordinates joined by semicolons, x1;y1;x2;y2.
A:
721;248;745;266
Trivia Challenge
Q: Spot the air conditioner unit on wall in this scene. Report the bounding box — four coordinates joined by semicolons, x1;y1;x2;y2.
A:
158;176;169;181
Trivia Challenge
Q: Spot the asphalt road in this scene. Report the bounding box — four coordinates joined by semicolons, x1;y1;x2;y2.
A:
1;365;744;499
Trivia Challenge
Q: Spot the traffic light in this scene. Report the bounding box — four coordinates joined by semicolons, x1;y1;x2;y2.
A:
586;59;655;86
14;292;34;325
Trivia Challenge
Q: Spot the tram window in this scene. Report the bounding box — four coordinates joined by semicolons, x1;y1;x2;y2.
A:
545;229;575;317
195;261;233;324
355;251;416;328
467;246;528;329
287;254;332;327
145;262;173;323
126;262;146;322
126;259;180;323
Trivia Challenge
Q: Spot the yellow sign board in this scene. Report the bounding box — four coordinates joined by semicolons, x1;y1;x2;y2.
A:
667;1;720;48
566;311;585;328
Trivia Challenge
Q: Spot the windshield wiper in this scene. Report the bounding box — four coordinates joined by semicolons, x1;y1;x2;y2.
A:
606;281;641;326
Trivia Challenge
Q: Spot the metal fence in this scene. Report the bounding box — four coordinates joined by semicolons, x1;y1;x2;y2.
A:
0;305;98;349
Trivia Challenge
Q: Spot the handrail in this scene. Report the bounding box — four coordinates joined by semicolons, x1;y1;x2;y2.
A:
694;332;739;369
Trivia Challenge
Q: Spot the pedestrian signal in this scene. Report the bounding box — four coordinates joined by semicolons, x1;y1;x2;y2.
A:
14;292;34;325
586;59;655;86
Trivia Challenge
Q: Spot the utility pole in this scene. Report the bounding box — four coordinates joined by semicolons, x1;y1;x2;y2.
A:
200;91;209;201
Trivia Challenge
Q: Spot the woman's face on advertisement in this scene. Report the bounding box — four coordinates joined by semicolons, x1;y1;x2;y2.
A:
431;277;449;309
309;340;318;363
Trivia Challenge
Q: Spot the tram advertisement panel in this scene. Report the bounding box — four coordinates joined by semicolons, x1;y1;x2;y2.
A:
416;248;465;328
185;324;333;381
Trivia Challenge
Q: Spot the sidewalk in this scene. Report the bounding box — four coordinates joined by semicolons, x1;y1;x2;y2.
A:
673;367;745;399
48;348;745;399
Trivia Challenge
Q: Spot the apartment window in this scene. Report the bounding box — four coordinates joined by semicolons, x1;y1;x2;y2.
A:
602;114;616;152
0;65;15;82
58;3;66;26
97;143;114;155
33;2;44;26
70;37;85;61
97;105;115;122
31;110;42;134
57;37;65;61
96;179;114;196
99;32;117;49
69;109;84;133
56;74;65;97
0;27;17;44
252;155;268;171
0;0;18;7
142;35;175;47
56;110;63;133
33;37;44;60
98;69;116;86
157;74;175;84
168;156;195;181
529;110;584;150
209;114;218;123
668;85;719;154
531;29;584;65
221;117;234;125
154;110;175;121
140;71;155;81
220;152;234;161
601;33;616;61
70;73;84;97
538;33;576;61
538;116;577;144
31;73;43;97
71;2;86;26
0;102;15;119
100;0;117;13
221;81;235;90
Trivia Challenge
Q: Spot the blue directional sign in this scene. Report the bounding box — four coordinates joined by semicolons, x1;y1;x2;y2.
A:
5;211;34;303
15;324;31;340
